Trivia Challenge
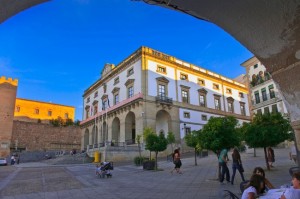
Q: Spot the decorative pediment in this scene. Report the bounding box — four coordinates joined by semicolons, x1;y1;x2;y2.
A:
101;94;108;100
111;87;120;94
227;97;235;102
198;88;207;94
180;85;190;89
125;79;135;86
156;76;169;83
213;94;221;98
85;105;90;110
92;100;98;105
101;63;115;78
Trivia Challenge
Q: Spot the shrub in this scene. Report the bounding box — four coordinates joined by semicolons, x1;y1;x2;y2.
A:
134;156;146;166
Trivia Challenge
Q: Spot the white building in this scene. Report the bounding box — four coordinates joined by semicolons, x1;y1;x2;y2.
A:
81;46;250;161
241;57;288;116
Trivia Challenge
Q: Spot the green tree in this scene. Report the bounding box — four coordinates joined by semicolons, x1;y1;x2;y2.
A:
242;112;291;170
167;131;175;154
199;116;240;179
199;116;240;154
143;127;155;160
185;130;202;166
145;132;168;170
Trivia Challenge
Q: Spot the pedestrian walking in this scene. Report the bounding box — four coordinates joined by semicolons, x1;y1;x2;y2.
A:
267;147;275;167
10;155;15;165
231;147;246;185
290;144;297;163
171;148;182;174
219;148;230;184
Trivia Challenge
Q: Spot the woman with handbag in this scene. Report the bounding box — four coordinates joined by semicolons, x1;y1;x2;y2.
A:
171;148;182;174
231;147;246;185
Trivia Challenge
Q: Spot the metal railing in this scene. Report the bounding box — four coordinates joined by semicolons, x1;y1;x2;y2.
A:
252;92;280;105
155;95;173;104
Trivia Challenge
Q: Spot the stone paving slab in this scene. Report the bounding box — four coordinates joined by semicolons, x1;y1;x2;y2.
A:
0;148;297;199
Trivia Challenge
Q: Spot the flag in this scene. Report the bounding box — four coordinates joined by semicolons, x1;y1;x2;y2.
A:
102;100;105;110
90;106;93;116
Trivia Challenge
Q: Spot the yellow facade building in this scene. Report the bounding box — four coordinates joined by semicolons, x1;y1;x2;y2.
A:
14;98;75;121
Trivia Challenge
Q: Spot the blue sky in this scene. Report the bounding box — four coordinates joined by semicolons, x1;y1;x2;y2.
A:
0;0;252;121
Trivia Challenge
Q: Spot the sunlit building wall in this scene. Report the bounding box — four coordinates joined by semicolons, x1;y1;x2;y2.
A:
81;46;250;160
14;98;75;122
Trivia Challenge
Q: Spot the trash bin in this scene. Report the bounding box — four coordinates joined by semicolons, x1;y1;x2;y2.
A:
94;151;100;163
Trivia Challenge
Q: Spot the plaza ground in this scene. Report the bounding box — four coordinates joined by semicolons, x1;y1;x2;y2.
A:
0;147;297;199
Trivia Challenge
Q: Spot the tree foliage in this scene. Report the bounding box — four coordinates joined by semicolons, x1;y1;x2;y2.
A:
241;112;291;169
145;131;168;170
167;131;175;153
50;117;80;127
242;113;290;148
199;116;240;155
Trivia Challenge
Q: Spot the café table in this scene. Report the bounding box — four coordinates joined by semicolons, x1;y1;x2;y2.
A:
258;188;287;199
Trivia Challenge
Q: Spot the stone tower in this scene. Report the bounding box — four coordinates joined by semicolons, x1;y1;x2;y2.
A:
0;76;18;157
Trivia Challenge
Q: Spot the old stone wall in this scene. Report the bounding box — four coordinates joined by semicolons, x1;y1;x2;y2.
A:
12;121;81;152
0;77;18;157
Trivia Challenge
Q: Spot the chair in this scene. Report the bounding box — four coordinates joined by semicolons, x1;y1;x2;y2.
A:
289;166;300;176
222;190;240;199
240;180;250;194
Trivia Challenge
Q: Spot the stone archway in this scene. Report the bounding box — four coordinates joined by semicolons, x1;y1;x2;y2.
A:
156;110;171;136
112;117;120;145
83;129;89;150
125;111;136;145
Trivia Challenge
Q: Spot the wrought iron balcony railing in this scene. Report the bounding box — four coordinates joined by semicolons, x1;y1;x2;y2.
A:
155;95;173;104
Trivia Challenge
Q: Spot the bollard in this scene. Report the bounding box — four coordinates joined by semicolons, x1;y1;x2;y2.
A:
94;151;100;163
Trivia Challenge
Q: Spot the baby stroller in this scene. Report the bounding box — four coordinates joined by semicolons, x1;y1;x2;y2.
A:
97;162;113;178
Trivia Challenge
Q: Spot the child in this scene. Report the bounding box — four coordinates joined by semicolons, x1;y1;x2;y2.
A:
95;164;100;176
241;174;265;199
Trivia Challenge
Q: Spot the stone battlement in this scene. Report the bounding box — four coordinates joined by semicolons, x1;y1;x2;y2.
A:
0;76;18;86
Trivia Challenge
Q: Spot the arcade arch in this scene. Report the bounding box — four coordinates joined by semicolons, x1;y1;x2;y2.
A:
112;117;121;145
125;111;136;144
156;110;171;136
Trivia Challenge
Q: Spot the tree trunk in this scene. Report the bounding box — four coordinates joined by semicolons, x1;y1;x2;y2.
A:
155;151;158;170
264;147;270;170
194;148;197;166
138;143;141;160
216;153;221;180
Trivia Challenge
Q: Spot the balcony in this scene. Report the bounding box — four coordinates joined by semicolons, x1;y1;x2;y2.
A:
250;72;272;88
155;95;173;105
251;92;281;109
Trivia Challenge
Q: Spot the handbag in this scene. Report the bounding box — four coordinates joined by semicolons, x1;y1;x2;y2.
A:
239;163;244;172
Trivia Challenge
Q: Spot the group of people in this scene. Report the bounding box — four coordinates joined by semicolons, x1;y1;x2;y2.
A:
218;147;276;185
217;146;299;199
242;169;300;199
218;147;246;185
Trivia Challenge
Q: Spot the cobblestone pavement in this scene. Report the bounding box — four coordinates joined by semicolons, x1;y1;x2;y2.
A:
0;148;297;199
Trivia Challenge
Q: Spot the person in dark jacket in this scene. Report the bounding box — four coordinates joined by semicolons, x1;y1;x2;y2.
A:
231;147;246;185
